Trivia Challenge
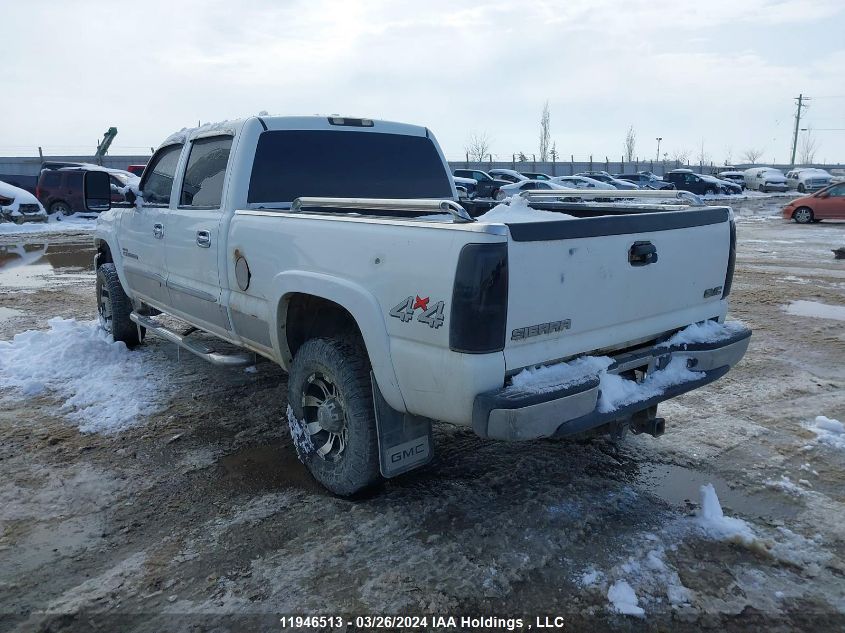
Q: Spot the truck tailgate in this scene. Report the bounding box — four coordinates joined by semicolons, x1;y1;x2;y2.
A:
504;208;732;371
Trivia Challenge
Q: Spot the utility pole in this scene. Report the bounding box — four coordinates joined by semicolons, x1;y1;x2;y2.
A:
655;137;662;164
790;94;810;166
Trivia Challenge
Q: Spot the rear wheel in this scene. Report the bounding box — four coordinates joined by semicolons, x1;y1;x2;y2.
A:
287;338;381;496
49;200;72;216
705;187;717;196
96;263;142;347
793;207;814;224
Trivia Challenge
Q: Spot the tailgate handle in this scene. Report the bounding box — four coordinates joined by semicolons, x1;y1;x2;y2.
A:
629;241;658;266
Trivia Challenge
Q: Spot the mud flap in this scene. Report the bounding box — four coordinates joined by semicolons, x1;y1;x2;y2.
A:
371;373;434;478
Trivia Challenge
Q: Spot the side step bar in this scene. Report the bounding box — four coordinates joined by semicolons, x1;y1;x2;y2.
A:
130;312;253;367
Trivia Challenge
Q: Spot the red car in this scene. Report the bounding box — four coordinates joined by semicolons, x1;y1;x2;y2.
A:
782;182;845;223
127;164;146;176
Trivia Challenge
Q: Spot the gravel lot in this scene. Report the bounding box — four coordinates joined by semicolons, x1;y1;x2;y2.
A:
1;196;844;632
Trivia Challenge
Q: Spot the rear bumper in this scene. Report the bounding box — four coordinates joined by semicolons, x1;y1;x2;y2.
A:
472;326;751;441
763;184;789;192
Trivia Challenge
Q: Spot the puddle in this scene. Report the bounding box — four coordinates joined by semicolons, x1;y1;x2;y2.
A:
218;444;325;495
0;306;24;323
638;463;798;520
0;241;95;289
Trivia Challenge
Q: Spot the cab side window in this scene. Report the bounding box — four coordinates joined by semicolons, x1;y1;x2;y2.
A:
180;136;233;207
141;145;183;205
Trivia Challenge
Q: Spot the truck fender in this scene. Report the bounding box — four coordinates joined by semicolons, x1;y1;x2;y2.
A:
270;270;407;413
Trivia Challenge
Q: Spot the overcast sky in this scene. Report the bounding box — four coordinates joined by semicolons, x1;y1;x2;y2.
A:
3;0;844;164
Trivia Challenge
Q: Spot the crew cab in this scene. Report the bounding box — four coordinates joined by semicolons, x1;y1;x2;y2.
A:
92;115;750;496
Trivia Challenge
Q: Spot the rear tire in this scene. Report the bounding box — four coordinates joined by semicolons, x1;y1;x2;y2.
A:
705;187;716;196
287;338;381;496
96;263;142;347
793;207;814;224
49;200;72;216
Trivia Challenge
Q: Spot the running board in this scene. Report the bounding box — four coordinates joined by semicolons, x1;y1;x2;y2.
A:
130;312;253;367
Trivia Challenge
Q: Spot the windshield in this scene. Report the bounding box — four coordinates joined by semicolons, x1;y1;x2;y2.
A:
248;130;453;204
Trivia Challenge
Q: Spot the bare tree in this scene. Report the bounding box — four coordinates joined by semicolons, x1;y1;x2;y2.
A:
697;140;709;169
670;148;691;164
465;132;491;162
550;141;558;162
624;125;636;162
799;127;818;165
539;101;551;161
741;148;764;164
517;151;528;162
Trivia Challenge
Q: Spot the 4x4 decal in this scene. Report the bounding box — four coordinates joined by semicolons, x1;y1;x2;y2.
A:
390;295;445;329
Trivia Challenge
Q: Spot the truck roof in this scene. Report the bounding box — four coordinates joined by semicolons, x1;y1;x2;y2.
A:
159;115;429;149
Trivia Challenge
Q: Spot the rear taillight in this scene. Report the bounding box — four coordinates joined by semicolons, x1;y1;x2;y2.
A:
450;243;509;353
722;219;736;298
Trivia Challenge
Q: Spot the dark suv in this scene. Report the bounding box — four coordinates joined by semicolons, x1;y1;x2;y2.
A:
663;169;742;196
36;169;128;215
452;169;509;199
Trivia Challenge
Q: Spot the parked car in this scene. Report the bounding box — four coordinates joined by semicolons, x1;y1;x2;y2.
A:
37;167;136;215
519;171;552;181
743;167;789;193
782;182;845;223
717;171;746;189
0;180;48;224
488;168;529;183
551;175;617;190
452;169;508;199
494;179;573;200
663;169;742;195
613;173;675;190
452;176;476;199
92;114;748;495
577;171;639;189
127;165;147;177
785;168;832;193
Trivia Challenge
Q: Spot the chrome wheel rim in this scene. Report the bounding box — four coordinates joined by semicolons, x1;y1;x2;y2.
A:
301;372;348;461
795;209;812;223
97;280;113;331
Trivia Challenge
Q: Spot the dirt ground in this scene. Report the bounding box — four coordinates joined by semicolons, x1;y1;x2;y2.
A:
1;197;844;632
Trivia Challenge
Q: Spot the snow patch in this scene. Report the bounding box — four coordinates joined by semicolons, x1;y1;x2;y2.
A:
607;580;644;617
804;415;845;450
783;300;845;322
477;196;575;223
0;213;95;235
667;319;748;347
695;483;757;546
765;475;808;497
286;405;315;462
0;318;171;433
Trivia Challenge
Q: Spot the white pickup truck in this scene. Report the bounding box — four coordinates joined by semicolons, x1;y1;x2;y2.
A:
89;115;750;495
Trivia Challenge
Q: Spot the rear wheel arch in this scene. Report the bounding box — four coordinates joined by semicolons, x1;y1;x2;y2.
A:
94;239;113;268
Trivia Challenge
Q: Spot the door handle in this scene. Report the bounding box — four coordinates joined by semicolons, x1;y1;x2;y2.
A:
629;241;658;266
196;230;211;248
153;223;164;239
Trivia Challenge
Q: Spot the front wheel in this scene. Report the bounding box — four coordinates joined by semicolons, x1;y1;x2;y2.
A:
793;207;814;224
287;338;381;496
798;184;806;193
49;200;72;216
96;263;142;347
758;184;766;192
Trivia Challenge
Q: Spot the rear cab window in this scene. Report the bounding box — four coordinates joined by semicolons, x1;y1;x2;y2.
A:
180;136;232;208
247;130;453;205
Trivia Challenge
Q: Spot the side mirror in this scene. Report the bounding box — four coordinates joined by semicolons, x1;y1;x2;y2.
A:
84;171;111;212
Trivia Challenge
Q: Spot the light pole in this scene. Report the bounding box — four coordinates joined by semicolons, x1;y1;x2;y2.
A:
655;137;663;164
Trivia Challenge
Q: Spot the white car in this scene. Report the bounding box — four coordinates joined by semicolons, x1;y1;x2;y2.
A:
551;175;616;190
488;168;529;183
452;176;477;199
743;167;789;192
785;168;832;193
0;180;48;224
494;179;573;200
92;115;749;496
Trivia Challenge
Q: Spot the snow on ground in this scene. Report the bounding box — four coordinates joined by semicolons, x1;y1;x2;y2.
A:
783;300;845;322
0;213;96;235
804;415;845;450
694;483;757;546
607;580;644;617
0;318;171;433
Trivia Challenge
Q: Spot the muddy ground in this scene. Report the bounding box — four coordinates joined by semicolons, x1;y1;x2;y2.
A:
0;197;844;632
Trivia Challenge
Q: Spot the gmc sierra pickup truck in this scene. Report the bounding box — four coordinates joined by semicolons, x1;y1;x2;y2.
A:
89;115;750;495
